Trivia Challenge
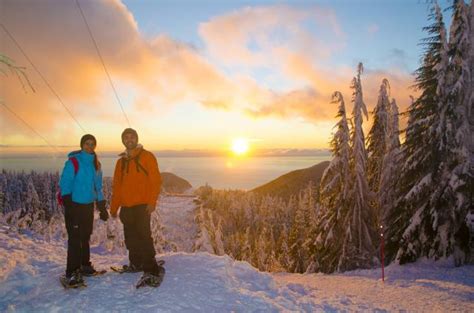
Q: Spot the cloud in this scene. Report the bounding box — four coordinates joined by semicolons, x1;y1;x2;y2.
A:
245;87;329;120
199;5;345;67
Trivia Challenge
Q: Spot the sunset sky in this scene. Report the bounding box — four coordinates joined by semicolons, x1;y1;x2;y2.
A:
0;0;452;154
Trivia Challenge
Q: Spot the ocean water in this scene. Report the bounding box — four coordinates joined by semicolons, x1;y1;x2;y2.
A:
0;155;331;190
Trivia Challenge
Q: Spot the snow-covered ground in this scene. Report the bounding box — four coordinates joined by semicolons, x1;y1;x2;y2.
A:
159;194;198;252
0;195;473;312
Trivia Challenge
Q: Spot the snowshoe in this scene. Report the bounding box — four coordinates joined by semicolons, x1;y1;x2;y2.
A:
59;271;86;289
111;260;165;274
110;263;142;274
135;266;165;289
81;264;107;277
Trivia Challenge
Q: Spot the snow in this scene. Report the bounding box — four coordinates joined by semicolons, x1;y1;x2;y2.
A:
275;259;474;312
159;193;197;252
1;195;473;312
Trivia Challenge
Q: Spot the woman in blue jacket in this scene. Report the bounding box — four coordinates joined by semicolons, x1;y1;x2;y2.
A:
59;134;109;287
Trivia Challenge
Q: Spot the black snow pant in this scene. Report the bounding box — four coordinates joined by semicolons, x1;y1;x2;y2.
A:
119;204;159;273
65;202;94;276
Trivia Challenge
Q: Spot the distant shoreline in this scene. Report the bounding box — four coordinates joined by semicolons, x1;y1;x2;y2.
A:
0;149;331;159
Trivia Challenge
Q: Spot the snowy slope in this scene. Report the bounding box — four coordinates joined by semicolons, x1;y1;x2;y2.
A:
1;227;473;312
1;194;473;312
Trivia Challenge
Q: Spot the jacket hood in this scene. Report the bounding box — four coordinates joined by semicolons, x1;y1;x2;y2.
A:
118;144;143;159
68;150;94;161
67;150;81;158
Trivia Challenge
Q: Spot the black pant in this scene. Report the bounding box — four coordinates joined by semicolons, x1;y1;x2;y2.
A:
120;204;158;273
65;202;94;276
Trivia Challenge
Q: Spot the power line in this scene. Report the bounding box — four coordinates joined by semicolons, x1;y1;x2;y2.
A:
74;0;131;128
0;23;87;134
0;100;59;153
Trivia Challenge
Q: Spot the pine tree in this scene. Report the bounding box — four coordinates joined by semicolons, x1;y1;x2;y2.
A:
449;0;473;185
255;227;268;270
150;207;167;253
287;187;313;273
367;79;391;217
214;217;225;256
441;0;473;264
309;92;351;273
380;99;401;223
0;173;7;214
241;227;252;262
193;205;214;253
277;224;290;271
385;5;446;263
24;176;40;218
390;3;473;265
340;63;376;271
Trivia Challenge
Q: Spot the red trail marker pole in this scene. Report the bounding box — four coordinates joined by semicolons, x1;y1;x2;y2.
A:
380;225;385;282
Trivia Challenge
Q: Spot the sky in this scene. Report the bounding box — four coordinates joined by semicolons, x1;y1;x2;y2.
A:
0;0;454;154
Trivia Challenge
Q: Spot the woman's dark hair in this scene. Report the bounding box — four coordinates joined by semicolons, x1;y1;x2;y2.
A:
92;153;101;172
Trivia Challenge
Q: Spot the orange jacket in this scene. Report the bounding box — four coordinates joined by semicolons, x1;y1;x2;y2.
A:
110;147;162;215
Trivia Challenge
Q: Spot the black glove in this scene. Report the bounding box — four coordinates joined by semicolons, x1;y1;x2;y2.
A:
97;200;109;221
63;194;73;209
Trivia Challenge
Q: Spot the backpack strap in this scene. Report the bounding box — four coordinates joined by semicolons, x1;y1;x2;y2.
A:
134;150;148;176
121;157;129;180
57;156;79;207
69;156;79;174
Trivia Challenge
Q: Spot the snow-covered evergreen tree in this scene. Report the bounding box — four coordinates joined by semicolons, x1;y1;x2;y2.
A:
385;5;447;263
309;91;351;273
288;187;313;273
287;209;304;272
241;227;252;262
214;217;225;256
340;63;376;271
367;78;390;192
255;227;268;270
367;79;391;219
24;176;41;216
278;224;291;270
388;3;473;265
151;204;168;253
380;99;401;223
0;173;7;214
193;205;214;253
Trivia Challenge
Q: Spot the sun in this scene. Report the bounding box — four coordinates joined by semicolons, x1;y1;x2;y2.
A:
231;138;249;156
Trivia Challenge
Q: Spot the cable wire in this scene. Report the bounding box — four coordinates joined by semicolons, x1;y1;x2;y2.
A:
1;100;59;152
74;0;131;128
0;23;87;133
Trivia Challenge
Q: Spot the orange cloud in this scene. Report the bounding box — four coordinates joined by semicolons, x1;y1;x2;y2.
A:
199;5;345;67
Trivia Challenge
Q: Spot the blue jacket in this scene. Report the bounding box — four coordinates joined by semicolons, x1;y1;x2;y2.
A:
59;151;104;204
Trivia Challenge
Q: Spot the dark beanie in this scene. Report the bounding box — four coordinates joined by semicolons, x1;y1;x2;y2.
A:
121;128;138;143
80;134;97;148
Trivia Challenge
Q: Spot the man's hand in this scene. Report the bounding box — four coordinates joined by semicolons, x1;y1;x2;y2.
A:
146;204;156;214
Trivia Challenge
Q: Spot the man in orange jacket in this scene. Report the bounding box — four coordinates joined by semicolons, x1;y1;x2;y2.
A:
110;128;163;285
